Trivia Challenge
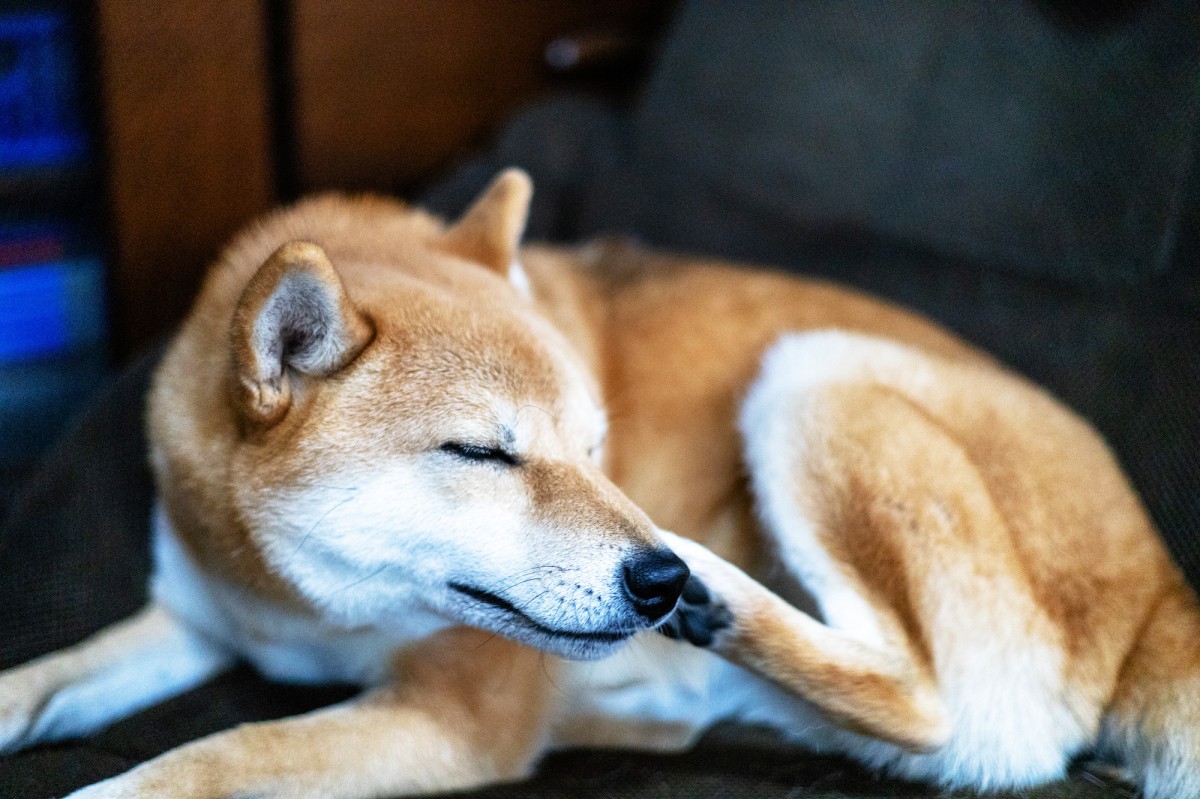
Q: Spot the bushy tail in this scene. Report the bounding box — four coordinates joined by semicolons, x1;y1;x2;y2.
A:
1099;579;1200;799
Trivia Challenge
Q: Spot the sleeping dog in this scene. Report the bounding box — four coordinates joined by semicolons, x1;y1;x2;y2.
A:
1;170;1196;798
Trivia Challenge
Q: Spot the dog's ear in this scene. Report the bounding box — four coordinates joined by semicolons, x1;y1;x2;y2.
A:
439;167;532;278
230;241;373;427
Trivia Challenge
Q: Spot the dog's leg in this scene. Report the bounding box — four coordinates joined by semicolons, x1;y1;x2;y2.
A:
658;529;949;752
654;334;972;751
65;629;553;799
0;604;231;753
662;332;1094;787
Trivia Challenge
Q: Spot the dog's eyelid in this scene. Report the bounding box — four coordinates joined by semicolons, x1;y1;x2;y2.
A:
439;441;520;466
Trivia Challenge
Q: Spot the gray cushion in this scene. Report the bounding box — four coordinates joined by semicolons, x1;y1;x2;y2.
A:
627;0;1200;287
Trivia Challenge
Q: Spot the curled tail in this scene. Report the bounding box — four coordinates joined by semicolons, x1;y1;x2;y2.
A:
1100;579;1200;799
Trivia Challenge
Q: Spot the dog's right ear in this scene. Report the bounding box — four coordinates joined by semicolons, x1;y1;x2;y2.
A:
230;241;373;427
439;168;532;277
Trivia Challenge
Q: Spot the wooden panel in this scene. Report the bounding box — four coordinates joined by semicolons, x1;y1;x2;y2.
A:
290;0;673;193
96;0;277;358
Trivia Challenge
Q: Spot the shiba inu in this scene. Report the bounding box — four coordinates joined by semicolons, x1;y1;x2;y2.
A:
1;169;1196;799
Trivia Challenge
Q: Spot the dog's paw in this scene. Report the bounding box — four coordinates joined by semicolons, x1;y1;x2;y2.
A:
0;708;33;755
658;575;733;648
0;667;46;754
64;778;138;799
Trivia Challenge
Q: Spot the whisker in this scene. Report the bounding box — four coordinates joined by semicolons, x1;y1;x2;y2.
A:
516;403;559;424
284;489;361;567
329;563;392;596
472;632;502;652
538;651;563;694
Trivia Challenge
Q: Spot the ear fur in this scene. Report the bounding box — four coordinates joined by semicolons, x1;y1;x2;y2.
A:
230;241;373;426
439;167;533;276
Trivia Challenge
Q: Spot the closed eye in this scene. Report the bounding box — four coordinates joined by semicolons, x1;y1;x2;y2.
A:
439;442;520;466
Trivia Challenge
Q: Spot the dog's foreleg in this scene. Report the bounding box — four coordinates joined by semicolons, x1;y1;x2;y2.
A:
657;530;949;753
65;628;552;799
67;688;518;799
0;603;231;753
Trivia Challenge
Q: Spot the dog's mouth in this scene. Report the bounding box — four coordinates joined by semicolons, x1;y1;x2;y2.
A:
448;581;635;644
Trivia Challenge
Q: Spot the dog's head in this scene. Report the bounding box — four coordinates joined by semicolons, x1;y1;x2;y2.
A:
151;170;687;659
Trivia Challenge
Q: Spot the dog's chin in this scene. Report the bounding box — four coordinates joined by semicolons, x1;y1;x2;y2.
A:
447;581;640;660
534;632;632;661
476;619;636;661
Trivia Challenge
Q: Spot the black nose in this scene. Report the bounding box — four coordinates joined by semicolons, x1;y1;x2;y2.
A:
622;549;690;621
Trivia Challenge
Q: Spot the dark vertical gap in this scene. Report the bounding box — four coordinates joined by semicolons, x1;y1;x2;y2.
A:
78;0;119;365
1163;118;1200;306
265;0;298;202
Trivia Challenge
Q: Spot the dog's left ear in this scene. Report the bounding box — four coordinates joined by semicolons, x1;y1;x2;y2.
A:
230;241;373;427
439;168;532;279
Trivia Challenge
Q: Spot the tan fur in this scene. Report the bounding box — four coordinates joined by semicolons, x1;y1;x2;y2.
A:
6;170;1197;798
95;632;551;799
438;168;532;274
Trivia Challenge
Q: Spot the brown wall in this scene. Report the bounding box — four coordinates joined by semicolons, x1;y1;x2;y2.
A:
96;0;277;356
94;0;674;358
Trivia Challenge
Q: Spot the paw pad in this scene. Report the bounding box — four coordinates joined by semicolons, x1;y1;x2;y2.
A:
658;575;733;648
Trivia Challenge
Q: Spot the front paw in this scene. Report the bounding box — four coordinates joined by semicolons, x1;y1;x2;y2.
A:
65;777;145;799
65;770;199;799
0;703;34;755
658;575;732;648
0;666;50;754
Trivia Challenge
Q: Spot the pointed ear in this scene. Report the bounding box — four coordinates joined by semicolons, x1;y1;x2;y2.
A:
230;241;373;426
439;167;532;275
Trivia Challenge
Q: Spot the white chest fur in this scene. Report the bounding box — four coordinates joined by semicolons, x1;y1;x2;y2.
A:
149;503;448;686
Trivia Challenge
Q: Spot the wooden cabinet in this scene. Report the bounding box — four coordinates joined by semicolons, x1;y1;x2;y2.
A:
95;1;277;358
94;0;674;358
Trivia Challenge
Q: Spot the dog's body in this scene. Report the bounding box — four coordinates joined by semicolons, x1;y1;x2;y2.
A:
2;171;1197;799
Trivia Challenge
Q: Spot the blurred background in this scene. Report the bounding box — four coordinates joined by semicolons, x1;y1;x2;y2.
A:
0;2;105;498
0;1;676;505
